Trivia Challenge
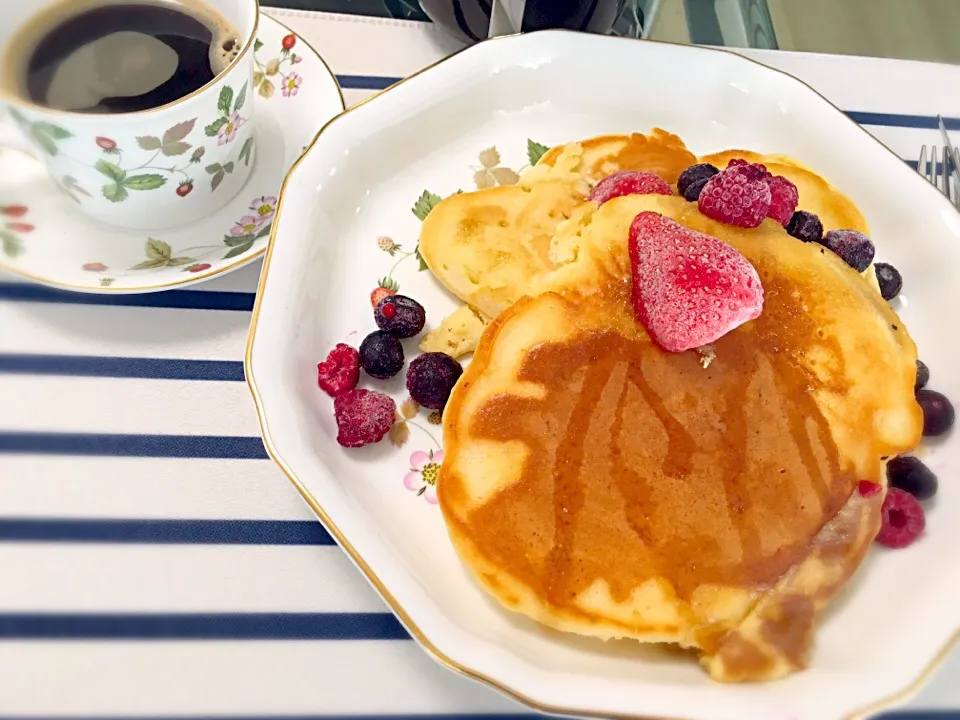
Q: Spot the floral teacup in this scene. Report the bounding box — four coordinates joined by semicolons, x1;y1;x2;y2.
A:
0;0;260;231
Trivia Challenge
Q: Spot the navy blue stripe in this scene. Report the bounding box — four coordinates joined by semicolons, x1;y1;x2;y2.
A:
0;432;269;459
0;519;334;545
0;354;245;381
0;283;255;311
846;110;960;130
0;613;408;640
335;74;399;91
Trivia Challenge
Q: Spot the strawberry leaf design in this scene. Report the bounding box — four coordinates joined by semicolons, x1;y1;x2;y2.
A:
234;81;248;112
102;183;129;203
255;224;272;240
223;233;253;246
223;240;253;258
95;160;126;182
35;122;72;140
223;162;235;174
130;258;169;270
145;238;172;261
136;135;162;151
254;38;264;52
163;119;197;144
211;169;226;191
167;256;195;266
238;136;254;166
122;174;166;191
205;118;228;137
411;190;441;221
161;141;191;157
0;230;22;258
527;139;548;166
217;86;234;116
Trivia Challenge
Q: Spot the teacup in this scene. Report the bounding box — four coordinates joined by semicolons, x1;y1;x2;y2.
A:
0;0;260;231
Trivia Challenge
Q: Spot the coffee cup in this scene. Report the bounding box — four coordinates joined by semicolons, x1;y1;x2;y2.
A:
0;0;260;231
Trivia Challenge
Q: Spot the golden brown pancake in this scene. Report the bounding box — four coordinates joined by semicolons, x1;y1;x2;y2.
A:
438;194;922;682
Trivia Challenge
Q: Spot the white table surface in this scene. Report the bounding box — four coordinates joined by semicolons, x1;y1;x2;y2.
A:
2;8;960;717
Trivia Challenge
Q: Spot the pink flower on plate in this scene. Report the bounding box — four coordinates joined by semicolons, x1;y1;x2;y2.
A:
281;73;302;98
249;195;277;222
404;449;443;504
218;112;245;146
230;216;263;236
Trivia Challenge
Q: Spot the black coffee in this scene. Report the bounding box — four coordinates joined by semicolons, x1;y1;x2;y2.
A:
18;0;240;113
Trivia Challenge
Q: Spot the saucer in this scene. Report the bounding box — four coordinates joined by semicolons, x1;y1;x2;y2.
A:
0;12;344;293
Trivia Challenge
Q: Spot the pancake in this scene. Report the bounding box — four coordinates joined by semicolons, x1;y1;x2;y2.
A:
419;133;878;357
438;194;922;682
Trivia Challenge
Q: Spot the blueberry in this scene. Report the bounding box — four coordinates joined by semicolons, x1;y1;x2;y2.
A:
785;210;823;243
916;360;930;390
917;389;955;437
677;163;718;202
886;455;938;500
375;294;425;338
821;229;875;272
406;352;463;410
874;262;903;301
359;330;404;379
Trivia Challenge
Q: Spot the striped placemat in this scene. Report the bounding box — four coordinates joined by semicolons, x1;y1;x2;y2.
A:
2;8;960;717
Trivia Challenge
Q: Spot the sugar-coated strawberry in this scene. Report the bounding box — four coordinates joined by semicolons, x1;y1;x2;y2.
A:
628;212;764;352
317;343;360;397
698;163;772;228
875;487;925;549
334;389;396;448
589;171;672;206
766;175;799;226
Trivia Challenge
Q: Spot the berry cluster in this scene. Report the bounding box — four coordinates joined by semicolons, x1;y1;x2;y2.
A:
316;291;463;448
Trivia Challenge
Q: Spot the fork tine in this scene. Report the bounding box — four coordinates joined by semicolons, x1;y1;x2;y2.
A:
919;144;929;182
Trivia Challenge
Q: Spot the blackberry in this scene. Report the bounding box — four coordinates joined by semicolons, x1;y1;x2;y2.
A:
874;262;903;301
916;360;930;390
375;294;426;338
917;389;955;437
822;229;875;272
676;163;718;202
359;330;404;380
786;210;823;243
406;352;463;410
886;455;938;501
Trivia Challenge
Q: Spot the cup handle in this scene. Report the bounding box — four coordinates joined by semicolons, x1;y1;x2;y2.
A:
0;108;39;158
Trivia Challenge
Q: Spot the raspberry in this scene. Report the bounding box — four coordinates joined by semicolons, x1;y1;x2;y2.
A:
676;163;718;202
628;212;764;352
821;229;875;272
334;389;396;448
875;487;925;549
766;175;799;226
785;210;823;243
374;294;426;338
874;262;903;300
727;158;767;173
406;352;463;410
359;331;404;380
317;344;360;397
589;171;672;206
697;163;772;228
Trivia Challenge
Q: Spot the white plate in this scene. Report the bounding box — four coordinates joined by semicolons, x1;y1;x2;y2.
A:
246;30;960;720
0;12;343;293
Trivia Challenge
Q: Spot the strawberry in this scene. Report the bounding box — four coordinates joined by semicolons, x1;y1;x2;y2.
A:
589;171;672;206
629;211;764;353
282;33;297;50
1;205;28;218
176;181;194;198
370;276;399;307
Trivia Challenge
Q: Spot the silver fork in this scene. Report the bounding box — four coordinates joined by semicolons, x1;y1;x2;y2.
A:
937;115;960;209
918;144;952;200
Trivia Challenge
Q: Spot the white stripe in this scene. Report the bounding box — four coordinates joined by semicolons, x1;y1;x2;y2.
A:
0;545;386;613
0;456;307;519
0;641;522;714
0;376;263;436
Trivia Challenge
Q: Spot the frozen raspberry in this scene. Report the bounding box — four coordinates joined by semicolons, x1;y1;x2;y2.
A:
727;158;767;173
822;229;875;272
875;487;925;549
766;175;799;226
697;163;772;228
359;330;404;380
406;352;463;410
785;210;823;243
628;211;764;352
317;344;360;397
375;294;426;338
589;171;672;206
334;389;396;448
676;163;719;202
874;262;903;300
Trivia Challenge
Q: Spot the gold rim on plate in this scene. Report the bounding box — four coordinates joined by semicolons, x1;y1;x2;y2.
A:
0;8;345;293
245;30;958;720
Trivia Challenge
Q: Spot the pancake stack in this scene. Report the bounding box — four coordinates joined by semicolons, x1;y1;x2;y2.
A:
418;132;923;681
